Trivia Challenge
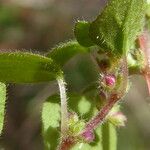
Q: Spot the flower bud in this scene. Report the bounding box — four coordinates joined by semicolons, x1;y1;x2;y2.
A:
81;130;95;143
68;112;85;136
108;111;127;127
104;74;116;86
97;58;110;71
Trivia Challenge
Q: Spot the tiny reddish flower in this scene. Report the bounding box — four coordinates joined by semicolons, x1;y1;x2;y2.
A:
81;130;95;143
104;74;116;86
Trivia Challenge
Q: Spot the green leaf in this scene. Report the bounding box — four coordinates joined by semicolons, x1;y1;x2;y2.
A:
74;21;95;47
89;0;146;55
0;52;61;83
42;101;60;150
46;41;90;67
42;94;117;150
127;51;144;75
0;82;6;134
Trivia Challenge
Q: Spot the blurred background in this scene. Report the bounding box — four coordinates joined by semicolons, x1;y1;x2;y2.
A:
0;0;150;150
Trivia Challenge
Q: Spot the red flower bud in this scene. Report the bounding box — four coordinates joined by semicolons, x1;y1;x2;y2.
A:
81;130;95;143
104;75;116;86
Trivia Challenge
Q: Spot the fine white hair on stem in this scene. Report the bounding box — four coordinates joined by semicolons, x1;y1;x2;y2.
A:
57;75;68;137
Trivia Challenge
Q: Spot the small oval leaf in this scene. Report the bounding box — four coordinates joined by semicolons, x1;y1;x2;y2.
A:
47;41;90;67
0;52;61;83
74;21;95;47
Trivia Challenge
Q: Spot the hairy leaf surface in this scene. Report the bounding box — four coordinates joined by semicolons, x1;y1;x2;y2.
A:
74;21;94;47
0;52;61;83
47;41;89;67
89;0;146;55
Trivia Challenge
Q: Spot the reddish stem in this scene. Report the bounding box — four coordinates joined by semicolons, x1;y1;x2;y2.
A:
84;93;119;131
59;58;128;149
58;137;75;150
83;57;128;133
138;31;150;94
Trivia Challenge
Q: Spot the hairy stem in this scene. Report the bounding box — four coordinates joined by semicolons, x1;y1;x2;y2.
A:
83;57;128;133
58;137;75;150
57;75;68;136
84;94;119;131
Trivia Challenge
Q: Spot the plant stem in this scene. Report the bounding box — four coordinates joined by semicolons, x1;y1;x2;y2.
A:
57;75;68;136
84;93;119;131
83;57;128;133
58;137;75;150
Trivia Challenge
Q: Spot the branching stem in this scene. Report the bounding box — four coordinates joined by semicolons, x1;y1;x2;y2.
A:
58;137;75;150
58;58;128;149
82;57;128;134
